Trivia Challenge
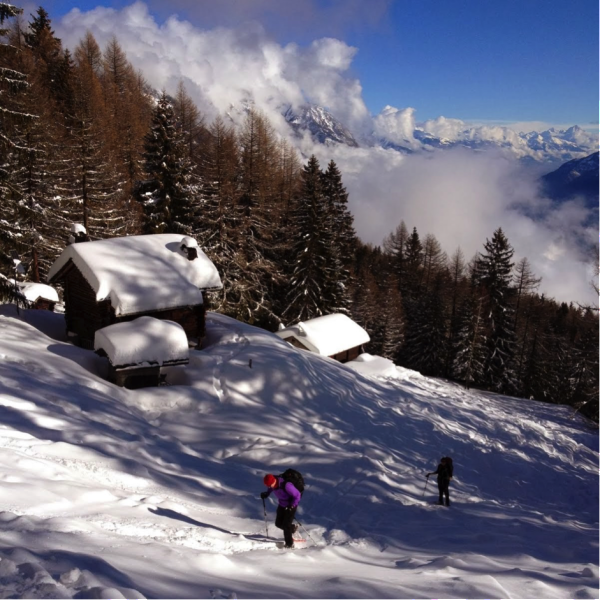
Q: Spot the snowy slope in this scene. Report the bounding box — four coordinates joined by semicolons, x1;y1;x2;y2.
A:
0;305;597;599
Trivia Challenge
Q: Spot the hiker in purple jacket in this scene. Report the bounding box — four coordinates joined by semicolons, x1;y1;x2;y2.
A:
261;473;301;548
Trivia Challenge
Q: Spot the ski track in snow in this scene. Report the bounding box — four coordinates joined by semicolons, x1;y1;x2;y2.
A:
0;307;596;599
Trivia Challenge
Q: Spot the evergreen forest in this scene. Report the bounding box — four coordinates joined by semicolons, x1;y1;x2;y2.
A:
0;5;597;421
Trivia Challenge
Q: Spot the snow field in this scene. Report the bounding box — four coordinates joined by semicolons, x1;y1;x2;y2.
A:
0;305;596;598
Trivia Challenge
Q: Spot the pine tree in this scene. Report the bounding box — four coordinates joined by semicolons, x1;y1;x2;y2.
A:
321;159;355;313
444;247;468;376
512;257;542;384
284;155;337;322
378;274;404;361
102;37;151;197
197;115;242;317
350;242;385;351
0;2;31;271
475;228;517;393
137;92;193;234
383;220;409;292
451;292;487;387
230;109;281;326
23;7;61;95
403;226;423;297
269;137;301;316
421;233;447;293
402;273;447;375
0;4;68;282
65;34;128;239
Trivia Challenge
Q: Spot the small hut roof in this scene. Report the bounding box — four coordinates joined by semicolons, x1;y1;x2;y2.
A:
47;234;222;317
276;313;370;357
18;282;59;303
17;281;58;302
94;317;189;369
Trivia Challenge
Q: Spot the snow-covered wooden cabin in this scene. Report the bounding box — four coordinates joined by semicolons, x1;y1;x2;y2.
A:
18;282;59;311
94;316;189;389
47;234;222;349
276;313;370;363
0;275;59;311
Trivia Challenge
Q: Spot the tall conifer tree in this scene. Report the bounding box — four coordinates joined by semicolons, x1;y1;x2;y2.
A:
284;155;336;322
475;228;517;393
138;92;193;234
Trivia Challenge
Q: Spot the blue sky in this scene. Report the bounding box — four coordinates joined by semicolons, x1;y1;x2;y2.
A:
38;0;598;128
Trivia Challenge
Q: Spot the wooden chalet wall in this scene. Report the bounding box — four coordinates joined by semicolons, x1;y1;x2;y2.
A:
113;305;205;342
330;345;362;363
63;265;112;349
32;298;56;311
281;335;364;364
282;336;310;352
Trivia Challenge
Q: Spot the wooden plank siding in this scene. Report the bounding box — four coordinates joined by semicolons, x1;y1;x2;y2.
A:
31;299;56;311
281;335;363;364
112;305;205;342
330;345;362;363
63;264;111;348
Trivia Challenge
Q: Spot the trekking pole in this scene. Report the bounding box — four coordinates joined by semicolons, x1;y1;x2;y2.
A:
422;475;429;498
262;498;269;537
295;518;317;545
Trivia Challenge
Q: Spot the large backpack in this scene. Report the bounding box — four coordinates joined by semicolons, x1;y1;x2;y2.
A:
279;468;305;496
444;456;454;478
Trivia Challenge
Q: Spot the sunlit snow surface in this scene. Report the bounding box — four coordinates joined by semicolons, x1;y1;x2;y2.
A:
0;305;597;599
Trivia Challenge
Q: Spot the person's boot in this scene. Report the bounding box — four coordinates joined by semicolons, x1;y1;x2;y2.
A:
445;498;450;507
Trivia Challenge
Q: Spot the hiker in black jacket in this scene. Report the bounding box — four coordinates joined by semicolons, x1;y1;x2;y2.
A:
427;457;453;506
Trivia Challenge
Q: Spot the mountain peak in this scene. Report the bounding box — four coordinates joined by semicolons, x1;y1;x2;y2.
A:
284;104;359;147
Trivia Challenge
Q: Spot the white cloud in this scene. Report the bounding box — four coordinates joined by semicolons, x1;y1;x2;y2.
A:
306;144;597;305
55;2;597;306
57;1;369;133
373;106;418;147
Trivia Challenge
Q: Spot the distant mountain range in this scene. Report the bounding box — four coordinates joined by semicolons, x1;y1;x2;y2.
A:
541;151;599;208
283;103;598;164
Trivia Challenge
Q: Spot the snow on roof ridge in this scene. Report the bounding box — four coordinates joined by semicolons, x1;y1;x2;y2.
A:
18;282;59;303
47;234;222;316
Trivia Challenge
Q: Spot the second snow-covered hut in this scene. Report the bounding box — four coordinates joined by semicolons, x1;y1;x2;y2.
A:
276;313;370;363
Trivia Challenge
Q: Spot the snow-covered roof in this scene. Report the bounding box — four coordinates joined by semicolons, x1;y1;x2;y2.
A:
18;282;59;303
276;313;370;357
47;234;222;317
94;316;189;368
